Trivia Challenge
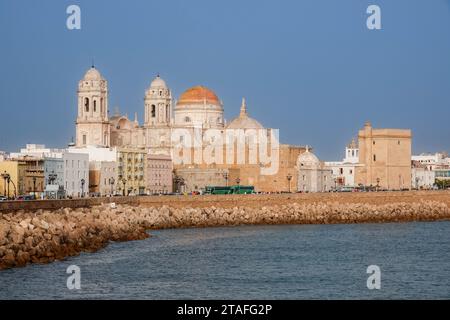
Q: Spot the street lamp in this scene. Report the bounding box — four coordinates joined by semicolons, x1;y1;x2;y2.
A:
32;176;36;199
1;171;8;197
109;177;115;196
122;178;127;196
81;178;85;198
1;172;15;199
222;172;229;187
5;174;16;199
287;173;292;193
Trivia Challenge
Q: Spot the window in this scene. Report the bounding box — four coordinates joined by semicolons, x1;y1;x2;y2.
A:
84;98;89;112
350;169;353;174
373;154;376;162
93;100;97;112
373;141;375;145
339;168;343;175
82;135;86;145
185;116;191;123
398;140;400;145
151;105;156;117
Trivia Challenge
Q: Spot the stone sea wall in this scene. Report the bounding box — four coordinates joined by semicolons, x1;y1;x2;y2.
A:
1;196;450;270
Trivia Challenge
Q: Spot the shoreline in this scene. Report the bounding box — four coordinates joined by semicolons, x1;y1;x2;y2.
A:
1;191;450;270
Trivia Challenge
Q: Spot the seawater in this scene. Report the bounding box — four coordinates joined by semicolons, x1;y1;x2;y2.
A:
1;221;449;299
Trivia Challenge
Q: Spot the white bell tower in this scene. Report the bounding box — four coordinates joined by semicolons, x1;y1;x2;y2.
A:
144;75;172;127
75;66;110;147
344;138;359;164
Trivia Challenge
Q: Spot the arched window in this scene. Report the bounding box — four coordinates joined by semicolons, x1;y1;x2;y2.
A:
184;116;191;123
166;105;169;120
84;98;89;112
151;105;156;117
93;100;97;112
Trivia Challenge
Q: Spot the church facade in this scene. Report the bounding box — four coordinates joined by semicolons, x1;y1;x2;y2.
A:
74;66;308;193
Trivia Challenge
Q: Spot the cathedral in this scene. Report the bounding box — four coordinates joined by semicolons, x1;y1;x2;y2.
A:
75;66;308;192
76;66;230;153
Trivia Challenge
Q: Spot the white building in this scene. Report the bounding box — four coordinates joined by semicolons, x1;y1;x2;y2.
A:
411;152;450;189
411;162;435;189
411;153;448;170
44;157;64;187
325;139;361;188
12;144;89;197
68;145;117;196
297;148;333;192
0;151;8;161
68;145;117;162
63;152;89;197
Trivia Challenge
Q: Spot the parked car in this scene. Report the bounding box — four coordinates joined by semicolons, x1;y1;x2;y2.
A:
16;195;35;201
0;196;8;201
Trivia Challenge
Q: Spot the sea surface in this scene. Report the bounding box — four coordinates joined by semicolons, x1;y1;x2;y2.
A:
1;221;449;299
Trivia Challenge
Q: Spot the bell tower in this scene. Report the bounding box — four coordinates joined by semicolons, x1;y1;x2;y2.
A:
144;75;172;127
75;66;110;147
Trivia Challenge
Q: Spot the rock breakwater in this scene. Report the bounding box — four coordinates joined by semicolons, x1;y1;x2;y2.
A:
1;200;449;270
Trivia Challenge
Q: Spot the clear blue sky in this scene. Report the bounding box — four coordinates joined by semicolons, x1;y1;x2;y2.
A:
1;0;449;160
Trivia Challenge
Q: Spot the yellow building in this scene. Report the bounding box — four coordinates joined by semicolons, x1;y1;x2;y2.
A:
0;161;20;198
355;122;412;190
116;148;146;195
1;157;45;198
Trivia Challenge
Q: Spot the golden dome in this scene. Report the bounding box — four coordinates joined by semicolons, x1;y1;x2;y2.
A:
177;86;221;106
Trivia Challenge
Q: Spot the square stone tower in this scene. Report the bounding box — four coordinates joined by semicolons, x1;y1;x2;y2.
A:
355;122;412;190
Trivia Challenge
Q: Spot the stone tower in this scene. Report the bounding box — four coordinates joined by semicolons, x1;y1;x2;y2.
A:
144;75;173;155
144;75;172;126
75;66;110;147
